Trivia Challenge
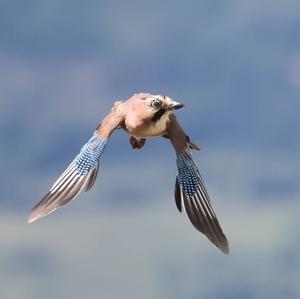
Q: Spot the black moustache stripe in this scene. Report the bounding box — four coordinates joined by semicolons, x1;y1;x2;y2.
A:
152;108;167;122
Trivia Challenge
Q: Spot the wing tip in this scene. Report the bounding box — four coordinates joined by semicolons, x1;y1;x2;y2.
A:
27;206;57;224
27;211;39;224
206;226;229;255
27;218;35;224
218;239;230;255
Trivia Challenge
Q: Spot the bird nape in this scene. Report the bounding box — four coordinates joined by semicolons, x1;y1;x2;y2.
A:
28;92;229;255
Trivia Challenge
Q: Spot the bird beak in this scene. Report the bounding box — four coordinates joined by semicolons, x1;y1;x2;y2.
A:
172;102;185;110
165;98;185;110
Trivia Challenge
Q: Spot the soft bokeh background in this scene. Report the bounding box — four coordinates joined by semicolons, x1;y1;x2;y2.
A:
1;1;300;298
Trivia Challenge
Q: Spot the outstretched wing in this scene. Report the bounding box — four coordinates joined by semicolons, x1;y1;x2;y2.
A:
166;114;229;254
28;107;124;223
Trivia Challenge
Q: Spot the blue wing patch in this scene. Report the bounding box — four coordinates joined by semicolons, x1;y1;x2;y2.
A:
176;151;200;196
75;132;106;175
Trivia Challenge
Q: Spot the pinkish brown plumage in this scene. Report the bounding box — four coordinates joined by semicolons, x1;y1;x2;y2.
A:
28;92;228;254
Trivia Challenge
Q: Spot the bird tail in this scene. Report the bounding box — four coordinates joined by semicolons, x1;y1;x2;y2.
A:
188;141;201;151
186;135;201;151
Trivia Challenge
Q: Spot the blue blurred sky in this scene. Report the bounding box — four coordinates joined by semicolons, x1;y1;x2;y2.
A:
1;1;300;298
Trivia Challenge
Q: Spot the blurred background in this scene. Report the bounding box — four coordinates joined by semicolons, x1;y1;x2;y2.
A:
1;0;300;298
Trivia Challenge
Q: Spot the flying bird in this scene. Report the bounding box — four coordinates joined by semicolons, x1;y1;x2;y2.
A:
28;93;229;254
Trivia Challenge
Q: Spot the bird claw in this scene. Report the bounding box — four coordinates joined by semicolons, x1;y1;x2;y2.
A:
130;137;146;149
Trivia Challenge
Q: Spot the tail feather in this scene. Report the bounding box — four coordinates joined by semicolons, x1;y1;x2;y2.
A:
188;141;201;151
186;135;201;151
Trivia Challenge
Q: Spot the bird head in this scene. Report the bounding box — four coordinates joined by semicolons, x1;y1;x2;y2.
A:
142;94;184;111
127;93;185;124
136;93;185;122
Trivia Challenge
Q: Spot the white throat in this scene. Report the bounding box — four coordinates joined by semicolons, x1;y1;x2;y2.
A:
144;110;172;137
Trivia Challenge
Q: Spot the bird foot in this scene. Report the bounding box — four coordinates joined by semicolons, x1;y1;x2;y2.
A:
130;137;146;149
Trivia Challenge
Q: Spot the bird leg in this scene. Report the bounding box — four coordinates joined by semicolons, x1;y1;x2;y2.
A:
130;136;146;149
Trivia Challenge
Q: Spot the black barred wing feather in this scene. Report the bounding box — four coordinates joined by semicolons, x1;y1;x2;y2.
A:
28;132;106;223
84;162;99;192
174;177;182;212
176;150;229;254
28;105;125;223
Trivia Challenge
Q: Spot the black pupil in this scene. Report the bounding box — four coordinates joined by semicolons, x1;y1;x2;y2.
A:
153;100;160;109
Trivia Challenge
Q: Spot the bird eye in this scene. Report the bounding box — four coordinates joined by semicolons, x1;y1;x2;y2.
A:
151;99;161;110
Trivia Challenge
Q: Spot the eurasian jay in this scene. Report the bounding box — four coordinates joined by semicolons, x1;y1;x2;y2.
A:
28;93;229;254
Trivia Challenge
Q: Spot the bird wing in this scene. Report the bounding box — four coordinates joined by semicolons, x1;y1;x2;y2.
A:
28;107;125;223
166;114;229;254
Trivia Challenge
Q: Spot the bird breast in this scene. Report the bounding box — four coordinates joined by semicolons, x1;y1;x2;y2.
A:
123;111;172;138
